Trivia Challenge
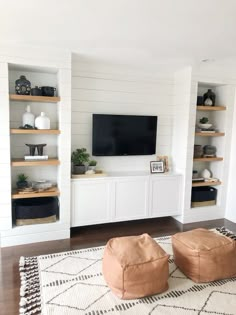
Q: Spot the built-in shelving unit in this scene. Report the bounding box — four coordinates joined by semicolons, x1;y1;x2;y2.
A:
191;84;227;208
9;94;60;103
8;64;63;233
0;51;71;248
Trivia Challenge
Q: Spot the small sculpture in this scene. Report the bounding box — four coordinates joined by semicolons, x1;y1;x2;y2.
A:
25;144;46;156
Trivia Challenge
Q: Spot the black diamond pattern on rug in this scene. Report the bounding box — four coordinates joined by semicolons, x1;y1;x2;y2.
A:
42;256;100;276
47;282;110;311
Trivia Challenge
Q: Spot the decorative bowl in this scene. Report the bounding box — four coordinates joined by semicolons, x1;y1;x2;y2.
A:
198;123;212;129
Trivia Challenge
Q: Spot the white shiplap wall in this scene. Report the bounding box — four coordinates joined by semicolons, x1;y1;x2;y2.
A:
71;59;175;172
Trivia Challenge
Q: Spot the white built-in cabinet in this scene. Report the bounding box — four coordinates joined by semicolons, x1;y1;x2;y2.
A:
149;176;181;217
71;173;182;227
72;180;112;226
113;177;149;222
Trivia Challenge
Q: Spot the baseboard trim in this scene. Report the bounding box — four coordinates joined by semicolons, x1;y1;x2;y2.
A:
1;229;70;247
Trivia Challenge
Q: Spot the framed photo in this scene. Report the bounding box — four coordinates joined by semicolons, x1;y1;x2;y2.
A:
156;155;169;172
150;161;164;173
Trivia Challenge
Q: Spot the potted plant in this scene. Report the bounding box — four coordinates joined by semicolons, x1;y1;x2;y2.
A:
198;117;212;129
71;148;90;174
16;173;29;189
88;159;97;172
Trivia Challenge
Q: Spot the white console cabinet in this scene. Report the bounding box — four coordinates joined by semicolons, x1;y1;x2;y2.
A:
71;173;182;227
149;176;181;217
113;176;149;222
71;180;112;226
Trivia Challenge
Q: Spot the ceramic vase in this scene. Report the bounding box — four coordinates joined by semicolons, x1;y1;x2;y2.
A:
203;89;215;106
15;75;31;95
22;105;35;127
201;168;211;179
35;112;50;129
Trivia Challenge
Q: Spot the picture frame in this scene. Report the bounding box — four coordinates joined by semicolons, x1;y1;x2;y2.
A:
150;161;164;173
156;155;169;172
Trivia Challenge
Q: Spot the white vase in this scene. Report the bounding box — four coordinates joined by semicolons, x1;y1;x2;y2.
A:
35;112;50;129
22;105;35;127
201;168;211;179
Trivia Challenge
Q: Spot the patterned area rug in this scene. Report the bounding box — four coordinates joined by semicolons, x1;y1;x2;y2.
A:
19;227;236;315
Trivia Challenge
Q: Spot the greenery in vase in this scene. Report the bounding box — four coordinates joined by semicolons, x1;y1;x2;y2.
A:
17;173;28;182
71;148;90;166
199;117;209;124
88;160;97;166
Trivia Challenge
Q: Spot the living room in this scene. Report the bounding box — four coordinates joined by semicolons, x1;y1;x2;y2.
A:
0;1;236;314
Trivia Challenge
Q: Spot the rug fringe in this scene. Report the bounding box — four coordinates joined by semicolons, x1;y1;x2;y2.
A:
19;256;41;315
216;226;236;240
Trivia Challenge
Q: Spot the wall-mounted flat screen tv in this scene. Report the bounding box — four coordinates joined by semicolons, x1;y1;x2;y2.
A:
92;114;157;156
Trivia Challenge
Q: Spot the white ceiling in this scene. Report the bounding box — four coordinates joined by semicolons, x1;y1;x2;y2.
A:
1;0;236;68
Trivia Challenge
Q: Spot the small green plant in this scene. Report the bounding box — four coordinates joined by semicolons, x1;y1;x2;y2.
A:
71;148;90;166
89;160;97;166
17;173;28;182
199;117;209;124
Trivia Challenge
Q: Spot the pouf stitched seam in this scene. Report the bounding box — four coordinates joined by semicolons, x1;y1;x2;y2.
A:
172;236;200;255
120;254;169;268
172;234;233;251
107;246;166;265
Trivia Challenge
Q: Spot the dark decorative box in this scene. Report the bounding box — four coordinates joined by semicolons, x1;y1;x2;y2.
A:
13;197;59;226
191;187;217;207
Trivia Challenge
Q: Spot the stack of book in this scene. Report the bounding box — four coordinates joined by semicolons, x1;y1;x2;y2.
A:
199;128;216;133
24;155;48;160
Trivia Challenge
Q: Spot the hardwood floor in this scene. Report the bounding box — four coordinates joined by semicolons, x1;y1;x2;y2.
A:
0;217;235;315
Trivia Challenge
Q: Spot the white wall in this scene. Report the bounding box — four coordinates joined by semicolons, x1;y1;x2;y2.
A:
71;57;176;172
0;62;11;233
226;93;236;223
171;67;196;223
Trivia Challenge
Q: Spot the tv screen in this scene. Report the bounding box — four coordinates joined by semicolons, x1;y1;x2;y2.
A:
92;114;157;156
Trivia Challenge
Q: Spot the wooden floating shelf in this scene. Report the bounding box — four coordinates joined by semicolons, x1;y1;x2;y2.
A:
12;188;60;199
195;132;225;137
9;94;60;103
11;158;60;167
197;105;226;111
192;180;221;187
10;129;61;135
193;157;223;162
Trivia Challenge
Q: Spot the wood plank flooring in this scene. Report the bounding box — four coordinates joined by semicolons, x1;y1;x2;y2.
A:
0;217;235;315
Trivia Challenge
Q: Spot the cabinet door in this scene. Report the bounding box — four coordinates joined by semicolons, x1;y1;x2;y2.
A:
149;176;181;217
113;177;149;221
71;180;111;227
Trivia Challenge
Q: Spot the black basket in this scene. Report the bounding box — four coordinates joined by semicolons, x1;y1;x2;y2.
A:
13;197;59;220
191;187;217;202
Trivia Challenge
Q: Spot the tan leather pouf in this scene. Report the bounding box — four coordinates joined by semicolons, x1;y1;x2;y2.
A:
102;233;169;299
172;228;236;283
